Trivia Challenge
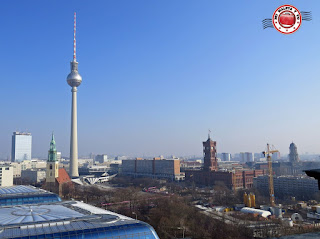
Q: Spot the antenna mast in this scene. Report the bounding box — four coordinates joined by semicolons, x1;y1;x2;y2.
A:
73;12;76;62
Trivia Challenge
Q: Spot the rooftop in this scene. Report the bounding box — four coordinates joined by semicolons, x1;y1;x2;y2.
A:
0;186;49;197
0;186;61;206
0;201;159;238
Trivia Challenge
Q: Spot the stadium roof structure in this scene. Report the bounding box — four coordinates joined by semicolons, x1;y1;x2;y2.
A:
0;200;159;239
0;185;61;206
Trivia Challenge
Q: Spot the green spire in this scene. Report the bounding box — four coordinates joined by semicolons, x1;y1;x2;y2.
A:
48;133;57;162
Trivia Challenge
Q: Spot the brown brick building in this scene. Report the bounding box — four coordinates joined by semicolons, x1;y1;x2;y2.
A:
185;135;266;190
185;169;265;190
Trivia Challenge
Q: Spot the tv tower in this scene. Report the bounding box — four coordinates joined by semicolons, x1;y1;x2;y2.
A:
67;12;82;178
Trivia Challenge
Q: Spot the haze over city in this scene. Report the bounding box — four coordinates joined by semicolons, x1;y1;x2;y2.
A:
1;0;320;158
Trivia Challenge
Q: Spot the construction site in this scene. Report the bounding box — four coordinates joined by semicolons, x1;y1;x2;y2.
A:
189;143;320;237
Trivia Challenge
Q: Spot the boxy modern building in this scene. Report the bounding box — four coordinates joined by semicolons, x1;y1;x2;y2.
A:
122;158;181;180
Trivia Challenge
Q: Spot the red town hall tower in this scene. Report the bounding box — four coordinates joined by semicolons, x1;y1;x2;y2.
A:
203;134;218;171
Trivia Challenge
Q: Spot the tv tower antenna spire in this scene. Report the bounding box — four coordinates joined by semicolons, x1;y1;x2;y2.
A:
73;12;76;61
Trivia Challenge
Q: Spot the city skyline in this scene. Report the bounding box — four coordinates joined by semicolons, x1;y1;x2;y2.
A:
1;1;320;158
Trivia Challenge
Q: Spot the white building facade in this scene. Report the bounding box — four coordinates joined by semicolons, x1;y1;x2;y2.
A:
0;166;13;186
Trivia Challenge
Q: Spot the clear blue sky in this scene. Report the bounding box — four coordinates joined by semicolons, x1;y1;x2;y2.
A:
0;0;320;159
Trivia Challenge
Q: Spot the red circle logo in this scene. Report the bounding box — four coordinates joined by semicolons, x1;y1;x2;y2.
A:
272;5;302;34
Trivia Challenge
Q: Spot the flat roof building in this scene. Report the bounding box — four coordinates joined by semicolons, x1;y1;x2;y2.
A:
254;175;318;200
0;200;159;238
122;158;181;180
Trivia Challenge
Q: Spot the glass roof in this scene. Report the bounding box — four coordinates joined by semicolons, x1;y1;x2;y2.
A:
0;186;38;195
0;205;84;226
0;201;160;239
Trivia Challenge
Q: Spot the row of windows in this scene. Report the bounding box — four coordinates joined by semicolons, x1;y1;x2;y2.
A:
0;195;61;206
8;224;159;239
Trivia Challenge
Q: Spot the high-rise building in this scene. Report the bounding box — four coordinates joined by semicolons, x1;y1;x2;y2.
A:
203;134;218;171
221;153;231;161
289;142;300;163
240;152;254;163
11;132;32;162
67;13;82;178
95;154;108;163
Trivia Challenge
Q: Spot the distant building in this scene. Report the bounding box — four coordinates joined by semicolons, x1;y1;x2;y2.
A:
0;166;13;186
8;162;22;178
115;156;127;161
11;132;32;162
122;158;181;180
21;169;46;183
254;175;318;200
180;160;202;170
240;152;254;163
221;153;231;161
289;142;300;163
272;151;281;160
57;151;62;161
186;169;265;190
95;154;108;163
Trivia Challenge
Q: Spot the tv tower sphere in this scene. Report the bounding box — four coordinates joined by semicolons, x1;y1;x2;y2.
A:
67;62;82;87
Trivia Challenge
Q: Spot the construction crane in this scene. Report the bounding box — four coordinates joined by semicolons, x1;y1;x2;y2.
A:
262;144;279;207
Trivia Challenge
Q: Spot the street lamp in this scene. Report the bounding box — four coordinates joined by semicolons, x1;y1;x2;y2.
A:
132;212;137;220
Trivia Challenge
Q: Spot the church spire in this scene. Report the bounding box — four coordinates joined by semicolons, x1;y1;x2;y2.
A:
48;133;57;162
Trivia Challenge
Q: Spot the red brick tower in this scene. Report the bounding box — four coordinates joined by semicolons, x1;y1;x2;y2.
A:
203;134;218;171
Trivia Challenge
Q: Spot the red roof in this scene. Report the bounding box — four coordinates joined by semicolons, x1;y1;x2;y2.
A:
56;168;71;184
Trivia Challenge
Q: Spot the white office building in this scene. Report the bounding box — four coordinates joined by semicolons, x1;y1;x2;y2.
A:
0;166;13;186
11;132;32;162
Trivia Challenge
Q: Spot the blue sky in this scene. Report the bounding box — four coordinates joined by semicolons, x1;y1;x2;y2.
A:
0;0;320;158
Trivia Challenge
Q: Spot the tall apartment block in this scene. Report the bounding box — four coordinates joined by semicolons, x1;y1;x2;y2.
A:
11;132;32;162
240;152;254;163
221;153;231;161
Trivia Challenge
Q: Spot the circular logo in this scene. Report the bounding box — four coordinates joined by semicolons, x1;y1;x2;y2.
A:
272;5;302;34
